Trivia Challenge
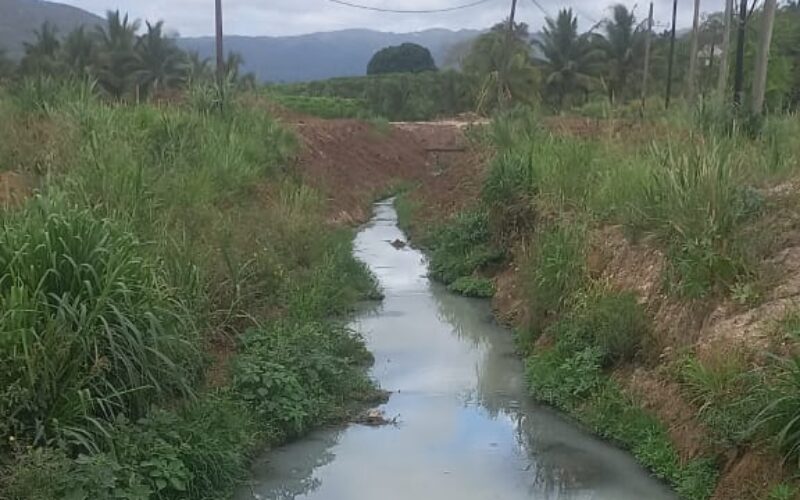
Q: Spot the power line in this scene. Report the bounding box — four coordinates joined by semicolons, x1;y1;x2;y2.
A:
525;0;552;18
325;0;495;13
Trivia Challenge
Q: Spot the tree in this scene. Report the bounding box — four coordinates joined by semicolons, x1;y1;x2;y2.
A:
20;22;63;76
94;11;141;98
533;9;604;109
134;21;187;95
61;27;95;78
0;49;16;80
367;43;437;75
463;21;537;111
752;0;778;114
601;4;642;104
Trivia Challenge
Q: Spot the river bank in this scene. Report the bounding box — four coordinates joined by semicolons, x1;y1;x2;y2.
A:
397;110;800;499
237;199;677;499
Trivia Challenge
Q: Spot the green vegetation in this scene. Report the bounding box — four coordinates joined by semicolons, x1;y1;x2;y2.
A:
268;70;474;121
525;289;718;499
366;43;436;75
447;276;495;298
267;93;373;119
0;78;379;499
425;208;503;287
408;97;800;496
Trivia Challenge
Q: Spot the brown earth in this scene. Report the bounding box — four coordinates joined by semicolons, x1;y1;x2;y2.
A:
291;117;487;227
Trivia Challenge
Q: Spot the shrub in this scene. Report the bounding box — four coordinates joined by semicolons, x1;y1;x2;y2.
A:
447;276;495;298
232;321;374;438
427;208;503;285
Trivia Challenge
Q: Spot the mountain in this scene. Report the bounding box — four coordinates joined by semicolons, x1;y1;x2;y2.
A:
0;0;103;58
177;29;481;83
0;0;480;82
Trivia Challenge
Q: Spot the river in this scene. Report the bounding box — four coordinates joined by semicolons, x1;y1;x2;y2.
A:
236;199;676;500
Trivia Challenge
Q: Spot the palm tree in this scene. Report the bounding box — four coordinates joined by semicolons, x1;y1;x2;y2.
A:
600;4;641;104
533;9;604;109
462;21;538;112
0;49;16;79
21;22;63;76
187;51;213;83
134;21;188;95
61;27;95;77
94;10;141;98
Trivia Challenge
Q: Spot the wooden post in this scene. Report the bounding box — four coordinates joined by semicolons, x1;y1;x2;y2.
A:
751;0;778;114
687;0;701;104
215;0;224;82
733;0;748;108
716;0;733;99
665;0;678;109
641;2;654;112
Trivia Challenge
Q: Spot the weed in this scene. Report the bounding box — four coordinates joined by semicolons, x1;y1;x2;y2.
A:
447;276;495;298
522;222;587;331
678;351;765;446
427;207;504;285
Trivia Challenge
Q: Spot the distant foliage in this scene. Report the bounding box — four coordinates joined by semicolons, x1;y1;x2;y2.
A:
367;42;437;75
269;70;474;121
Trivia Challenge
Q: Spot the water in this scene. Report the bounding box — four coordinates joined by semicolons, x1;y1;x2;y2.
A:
236;200;676;500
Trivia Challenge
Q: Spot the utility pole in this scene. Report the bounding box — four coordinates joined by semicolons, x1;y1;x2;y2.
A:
717;0;733;100
687;0;701;104
752;0;778;114
641;2;654;112
215;0;224;82
733;0;748;108
665;0;678;109
501;0;518;104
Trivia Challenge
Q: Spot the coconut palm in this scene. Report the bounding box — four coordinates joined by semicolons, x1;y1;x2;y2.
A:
61;27;95;77
533;9;604;109
134;21;188;95
600;4;642;103
93;11;141;98
20;22;63;76
463;21;538;112
0;49;16;79
187;51;213;83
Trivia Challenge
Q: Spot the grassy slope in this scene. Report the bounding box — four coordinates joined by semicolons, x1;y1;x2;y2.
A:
402;106;800;499
0;79;383;499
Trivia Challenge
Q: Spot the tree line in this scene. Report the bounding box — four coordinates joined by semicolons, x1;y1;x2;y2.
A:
462;2;800;113
0;10;255;99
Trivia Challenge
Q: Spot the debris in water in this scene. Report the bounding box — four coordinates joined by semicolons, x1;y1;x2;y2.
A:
389;238;407;249
356;408;398;426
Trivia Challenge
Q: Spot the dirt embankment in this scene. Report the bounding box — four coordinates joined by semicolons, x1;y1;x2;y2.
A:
291;117;487;225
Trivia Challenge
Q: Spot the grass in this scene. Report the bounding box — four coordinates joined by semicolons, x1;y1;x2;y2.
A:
525;290;718;499
266;93;375;120
425;207;504;286
0;79;382;499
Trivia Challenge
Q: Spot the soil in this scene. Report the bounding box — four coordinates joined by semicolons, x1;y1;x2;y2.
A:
290;117;488;229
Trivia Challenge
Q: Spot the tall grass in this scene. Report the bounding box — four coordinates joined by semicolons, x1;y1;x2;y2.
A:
0;197;199;451
0;78;381;499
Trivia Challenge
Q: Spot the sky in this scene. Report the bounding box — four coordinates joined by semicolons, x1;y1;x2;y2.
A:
59;0;727;38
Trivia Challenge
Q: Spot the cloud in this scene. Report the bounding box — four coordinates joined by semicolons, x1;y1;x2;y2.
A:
60;0;726;37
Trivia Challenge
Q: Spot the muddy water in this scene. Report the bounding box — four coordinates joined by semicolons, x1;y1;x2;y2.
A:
236;200;676;500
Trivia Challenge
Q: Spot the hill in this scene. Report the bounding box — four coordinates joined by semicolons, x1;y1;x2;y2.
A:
0;0;480;82
177;29;481;83
0;0;102;58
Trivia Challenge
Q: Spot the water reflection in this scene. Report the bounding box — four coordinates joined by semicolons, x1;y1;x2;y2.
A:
235;200;675;500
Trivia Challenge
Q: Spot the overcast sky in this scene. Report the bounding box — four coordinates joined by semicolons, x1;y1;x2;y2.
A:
59;0;726;37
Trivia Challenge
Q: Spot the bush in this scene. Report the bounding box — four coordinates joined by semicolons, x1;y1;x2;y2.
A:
232;321;374;439
427;208;503;285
